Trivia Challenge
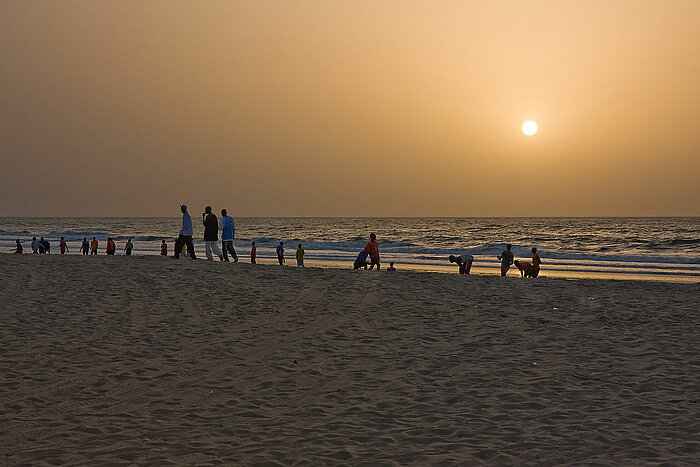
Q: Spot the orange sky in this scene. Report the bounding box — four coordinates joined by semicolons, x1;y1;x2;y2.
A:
1;0;698;216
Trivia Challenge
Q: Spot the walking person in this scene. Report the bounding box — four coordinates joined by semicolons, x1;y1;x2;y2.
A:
365;233;380;270
251;241;257;263
59;237;69;254
202;206;223;261
124;238;134;255
80;237;90;255
174;205;196;259
90;237;99;255
276;241;285;265
498;244;514;277
219;209;238;262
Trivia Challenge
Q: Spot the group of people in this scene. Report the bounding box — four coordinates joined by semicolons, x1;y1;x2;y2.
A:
10;206;543;277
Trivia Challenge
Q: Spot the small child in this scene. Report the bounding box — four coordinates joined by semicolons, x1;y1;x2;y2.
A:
124;238;134;256
160;240;168;256
251;241;257;263
13;239;23;254
31;237;39;254
387;262;396;272
296;244;304;267
276;241;285;265
59;236;69;254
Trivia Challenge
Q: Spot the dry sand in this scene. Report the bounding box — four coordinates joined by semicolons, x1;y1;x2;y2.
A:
0;254;698;465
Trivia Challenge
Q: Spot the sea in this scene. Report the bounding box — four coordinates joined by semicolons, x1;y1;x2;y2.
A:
1;217;698;283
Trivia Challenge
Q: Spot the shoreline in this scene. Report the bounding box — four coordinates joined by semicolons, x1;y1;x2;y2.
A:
3;251;698;284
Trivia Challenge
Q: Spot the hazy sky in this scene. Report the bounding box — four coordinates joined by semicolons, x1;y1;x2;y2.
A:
1;0;698;216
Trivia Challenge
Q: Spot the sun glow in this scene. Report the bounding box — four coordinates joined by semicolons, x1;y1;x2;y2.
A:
522;121;538;136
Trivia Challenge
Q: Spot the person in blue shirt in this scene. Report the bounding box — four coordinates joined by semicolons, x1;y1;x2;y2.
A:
353;250;369;269
219;209;238;262
174;204;196;259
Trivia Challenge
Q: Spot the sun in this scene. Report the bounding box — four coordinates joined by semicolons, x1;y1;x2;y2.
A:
522;120;538;136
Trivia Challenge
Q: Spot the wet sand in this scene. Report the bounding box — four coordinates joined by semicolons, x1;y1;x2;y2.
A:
1;254;698;464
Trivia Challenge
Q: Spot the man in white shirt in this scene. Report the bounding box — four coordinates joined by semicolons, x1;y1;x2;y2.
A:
174;204;196;259
219;208;238;262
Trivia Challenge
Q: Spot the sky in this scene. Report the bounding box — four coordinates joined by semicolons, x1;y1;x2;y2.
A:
1;0;698;217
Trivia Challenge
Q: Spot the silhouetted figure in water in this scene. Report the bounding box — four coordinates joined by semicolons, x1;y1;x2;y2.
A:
81;237;90;255
531;247;541;278
498;244;514;277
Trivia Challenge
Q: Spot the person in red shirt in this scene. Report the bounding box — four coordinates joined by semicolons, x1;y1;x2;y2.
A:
365;233;380;270
160;240;168;256
59;236;69;254
106;237;116;255
251;241;257;263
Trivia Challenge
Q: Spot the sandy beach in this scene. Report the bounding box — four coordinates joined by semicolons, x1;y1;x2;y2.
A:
1;253;698;464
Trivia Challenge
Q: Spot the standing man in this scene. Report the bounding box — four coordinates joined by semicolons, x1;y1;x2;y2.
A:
219;208;238;262
276;241;285;265
498;244;514;277
90;237;99;255
81;237;90;255
365;233;380;270
174;205;196;259
203;206;223;261
59;237;69;254
531;247;542;278
250;241;257;263
124;238;134;255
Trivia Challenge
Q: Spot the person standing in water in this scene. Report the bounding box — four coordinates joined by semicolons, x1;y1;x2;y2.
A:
251;241;257;263
365;233;380;270
124;238;134;256
219;209;238;262
174;205;196;259
81;237;90;255
296;244;305;267
449;254;474;275
202;206;223;261
276;241;285;265
498;244;514;277
90;237;99;255
59;237;69;254
531;247;542;277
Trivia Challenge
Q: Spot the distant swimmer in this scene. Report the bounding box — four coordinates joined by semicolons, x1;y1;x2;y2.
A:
90;237;98;255
296;244;304;267
124;238;134;256
203;206;223;261
353;250;369;269
531;247;541;278
31;237;39;254
276;241;285;265
106;237;116;255
174;205;196;259
59;236;69;254
365;233;380;270
160;240;168;256
80;237;90;255
251;241;257;263
219;209;238;262
514;260;535;278
449;254;474;275
387;262;396;272
498;243;514;277
13;239;23;254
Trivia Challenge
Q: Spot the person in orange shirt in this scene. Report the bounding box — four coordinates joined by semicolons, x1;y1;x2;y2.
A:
90;237;99;255
531;247;541;277
365;233;380;270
